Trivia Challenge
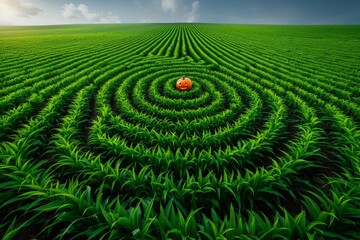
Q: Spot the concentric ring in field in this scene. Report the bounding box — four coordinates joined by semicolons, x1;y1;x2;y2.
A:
88;59;291;172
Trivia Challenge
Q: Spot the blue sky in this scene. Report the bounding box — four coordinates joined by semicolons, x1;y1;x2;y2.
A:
0;0;359;25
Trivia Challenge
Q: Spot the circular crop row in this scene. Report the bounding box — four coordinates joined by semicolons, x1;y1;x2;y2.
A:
0;24;359;239
87;58;292;174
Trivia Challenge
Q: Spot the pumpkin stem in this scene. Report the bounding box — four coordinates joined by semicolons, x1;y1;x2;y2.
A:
182;75;186;79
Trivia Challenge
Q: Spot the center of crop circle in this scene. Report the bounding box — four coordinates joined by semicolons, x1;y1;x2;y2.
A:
176;75;193;91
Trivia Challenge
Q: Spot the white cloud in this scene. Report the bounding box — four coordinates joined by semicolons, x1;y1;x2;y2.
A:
161;0;177;13
62;3;121;23
63;4;97;21
161;0;200;22
99;13;121;23
3;0;42;18
186;1;200;23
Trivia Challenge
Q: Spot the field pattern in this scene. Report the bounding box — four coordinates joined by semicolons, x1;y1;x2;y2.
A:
1;24;360;239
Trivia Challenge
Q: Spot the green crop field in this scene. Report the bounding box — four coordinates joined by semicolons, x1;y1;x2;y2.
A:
0;24;360;239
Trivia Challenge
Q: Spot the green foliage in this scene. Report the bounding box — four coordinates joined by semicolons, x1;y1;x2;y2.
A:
1;23;359;239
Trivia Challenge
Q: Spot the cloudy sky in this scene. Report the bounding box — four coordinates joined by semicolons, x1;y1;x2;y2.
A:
0;0;359;26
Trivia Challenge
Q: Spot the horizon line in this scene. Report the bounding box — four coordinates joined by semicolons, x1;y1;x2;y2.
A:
1;22;360;27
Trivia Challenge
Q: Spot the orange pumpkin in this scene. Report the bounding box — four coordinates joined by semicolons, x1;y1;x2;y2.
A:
176;75;192;91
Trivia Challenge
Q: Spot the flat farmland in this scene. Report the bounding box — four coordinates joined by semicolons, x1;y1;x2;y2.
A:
0;24;360;239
